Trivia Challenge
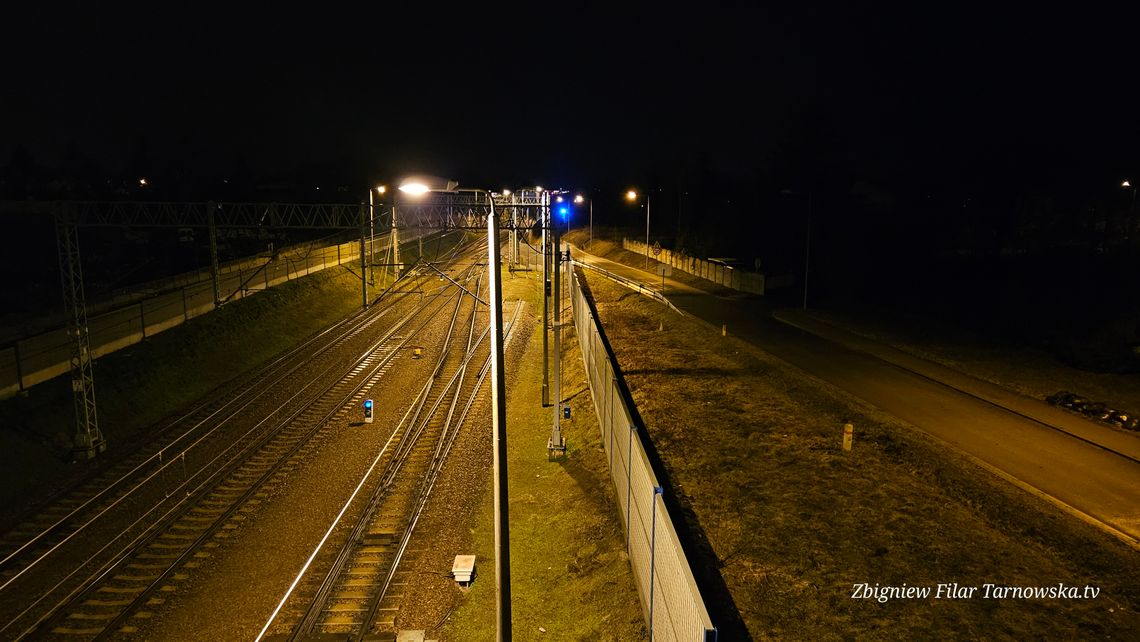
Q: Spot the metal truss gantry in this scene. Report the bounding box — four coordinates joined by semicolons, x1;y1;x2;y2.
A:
50;193;544;459
54;203;105;459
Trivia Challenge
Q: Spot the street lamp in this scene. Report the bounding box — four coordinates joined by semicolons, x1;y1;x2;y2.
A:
1124;180;1137;240
398;177;512;642
626;189;650;269
781;189;813;311
368;186;388;286
575;193;593;247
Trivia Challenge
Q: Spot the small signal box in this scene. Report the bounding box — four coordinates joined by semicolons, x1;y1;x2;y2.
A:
364;399;374;423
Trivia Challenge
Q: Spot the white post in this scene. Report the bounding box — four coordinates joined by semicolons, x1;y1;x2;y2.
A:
486;193;512;642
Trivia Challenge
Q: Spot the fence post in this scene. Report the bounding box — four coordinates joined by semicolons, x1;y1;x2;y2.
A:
608;376;616;487
649;485;664;641
627;423;635;548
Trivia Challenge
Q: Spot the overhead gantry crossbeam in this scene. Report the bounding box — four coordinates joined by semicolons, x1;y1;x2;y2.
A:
61;194;543;232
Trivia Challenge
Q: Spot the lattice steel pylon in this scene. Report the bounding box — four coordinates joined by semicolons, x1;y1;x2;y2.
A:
54;203;106;459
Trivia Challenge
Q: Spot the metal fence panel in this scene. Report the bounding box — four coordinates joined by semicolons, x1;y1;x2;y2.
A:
569;264;716;641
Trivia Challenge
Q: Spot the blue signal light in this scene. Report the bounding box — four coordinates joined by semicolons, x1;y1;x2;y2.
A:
558;206;569;220
364;399;373;409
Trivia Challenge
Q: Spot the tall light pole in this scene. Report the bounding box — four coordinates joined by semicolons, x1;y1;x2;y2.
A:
368;185;386;285
398;178;511;641
541;189;549;407
626;189;650;269
575;193;592;248
1125;181;1137;240
549;195;569;454
781;189;813;311
803;191;812;311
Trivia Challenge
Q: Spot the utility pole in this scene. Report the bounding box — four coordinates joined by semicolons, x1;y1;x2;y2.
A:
484;194;512;642
54;203;105;459
549;213;566;453
645;192;651;270
208;201;221;306
391;204;401;278
541;192;550;406
589;198;593;248
803;192;812;311
360;203;369;309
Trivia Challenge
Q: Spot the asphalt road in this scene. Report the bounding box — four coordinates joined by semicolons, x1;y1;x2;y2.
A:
572;247;1140;546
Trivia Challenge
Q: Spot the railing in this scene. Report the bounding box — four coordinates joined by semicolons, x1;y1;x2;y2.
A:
569;262;717;642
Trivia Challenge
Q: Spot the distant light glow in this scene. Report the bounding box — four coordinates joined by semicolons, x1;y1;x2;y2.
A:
574;194;585;204
138;177;148;187
376;185;386;194
1125;180;1133;188
502;189;511;196
399;182;431;196
535;186;544;193
556;195;564;203
626;190;638;201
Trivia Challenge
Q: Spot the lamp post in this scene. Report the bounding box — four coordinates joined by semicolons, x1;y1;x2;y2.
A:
398;178;512;641
368;185;387;285
804;191;812;311
549;194;569;454
781;188;813;311
575;193;593;248
1124;180;1137;242
626;189;651;269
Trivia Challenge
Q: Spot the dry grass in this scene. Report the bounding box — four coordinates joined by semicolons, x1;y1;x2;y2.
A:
0;264;373;521
439;262;647;641
582;271;1140;640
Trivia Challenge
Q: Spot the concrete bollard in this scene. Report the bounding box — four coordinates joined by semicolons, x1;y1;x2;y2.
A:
843;423;854;451
721;323;727;337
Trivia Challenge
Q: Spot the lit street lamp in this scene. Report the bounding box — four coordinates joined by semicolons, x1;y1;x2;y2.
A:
1124;180;1137;240
368;185;387;286
575;193;593;247
626;189;650;269
398;177;512;642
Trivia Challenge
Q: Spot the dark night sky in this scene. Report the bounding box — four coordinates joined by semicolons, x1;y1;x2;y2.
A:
2;3;1138;199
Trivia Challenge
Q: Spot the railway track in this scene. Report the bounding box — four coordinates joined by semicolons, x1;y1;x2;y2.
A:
0;233;488;640
256;257;521;641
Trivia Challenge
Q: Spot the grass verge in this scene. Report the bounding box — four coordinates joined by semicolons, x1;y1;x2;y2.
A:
439;262;647;641
0;262;379;523
581;270;1140;640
